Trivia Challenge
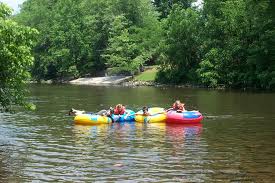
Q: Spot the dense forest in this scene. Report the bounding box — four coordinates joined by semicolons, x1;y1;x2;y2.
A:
157;0;275;89
3;0;275;90
15;0;275;89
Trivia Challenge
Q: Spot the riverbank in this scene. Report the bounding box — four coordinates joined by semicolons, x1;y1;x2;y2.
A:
122;80;211;88
29;67;226;89
67;66;158;86
69;76;132;85
31;76;221;89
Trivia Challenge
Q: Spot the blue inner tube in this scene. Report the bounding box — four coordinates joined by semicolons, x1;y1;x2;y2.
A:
183;111;201;119
111;109;135;122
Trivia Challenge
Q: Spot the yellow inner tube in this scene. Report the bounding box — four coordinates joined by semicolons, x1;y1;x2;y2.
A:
74;114;111;125
135;107;167;123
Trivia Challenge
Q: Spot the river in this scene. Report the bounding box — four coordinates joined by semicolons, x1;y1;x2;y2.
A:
1;84;275;182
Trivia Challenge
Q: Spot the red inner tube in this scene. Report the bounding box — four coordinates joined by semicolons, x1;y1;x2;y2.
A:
167;110;203;124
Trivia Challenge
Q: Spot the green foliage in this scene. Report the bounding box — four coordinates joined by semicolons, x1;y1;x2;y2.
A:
135;68;158;81
0;3;38;111
157;0;275;89
103;15;137;75
153;0;195;18
14;0;274;89
196;0;275;89
15;0;161;80
17;0;93;80
103;0;161;75
196;49;220;87
156;5;201;84
100;0;162;75
0;2;12;18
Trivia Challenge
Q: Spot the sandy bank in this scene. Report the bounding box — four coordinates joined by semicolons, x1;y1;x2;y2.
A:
69;76;133;86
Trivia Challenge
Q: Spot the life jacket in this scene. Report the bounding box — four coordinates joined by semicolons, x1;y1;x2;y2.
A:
114;106;126;115
172;103;185;111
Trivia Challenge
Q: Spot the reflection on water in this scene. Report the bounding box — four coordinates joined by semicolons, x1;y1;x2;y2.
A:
70;122;205;182
166;124;202;152
1;84;275;182
72;123;202;146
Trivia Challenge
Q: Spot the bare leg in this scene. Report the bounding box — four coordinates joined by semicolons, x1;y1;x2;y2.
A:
96;110;107;115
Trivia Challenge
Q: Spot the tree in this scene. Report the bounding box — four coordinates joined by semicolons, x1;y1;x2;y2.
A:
197;0;275;89
15;0;274;89
16;0;161;79
153;0;195;18
156;5;201;83
103;15;140;75
17;0;92;80
244;0;275;89
103;0;162;75
0;3;38;111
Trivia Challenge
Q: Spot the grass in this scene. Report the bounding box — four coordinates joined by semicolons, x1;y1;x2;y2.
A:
135;67;158;81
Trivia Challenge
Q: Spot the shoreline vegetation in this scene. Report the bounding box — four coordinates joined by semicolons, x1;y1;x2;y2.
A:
31;77;264;91
27;65;266;90
28;76;241;91
31;78;267;91
29;66;258;90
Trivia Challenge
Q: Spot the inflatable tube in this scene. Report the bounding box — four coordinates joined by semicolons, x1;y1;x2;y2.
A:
111;109;135;122
135;107;167;123
166;110;203;124
74;114;112;125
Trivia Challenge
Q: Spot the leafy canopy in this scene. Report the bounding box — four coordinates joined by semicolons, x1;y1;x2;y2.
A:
0;2;38;111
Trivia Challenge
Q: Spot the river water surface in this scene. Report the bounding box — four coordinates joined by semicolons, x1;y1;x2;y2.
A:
1;84;275;182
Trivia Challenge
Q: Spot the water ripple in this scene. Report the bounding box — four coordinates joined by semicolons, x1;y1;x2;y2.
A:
1;85;275;182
